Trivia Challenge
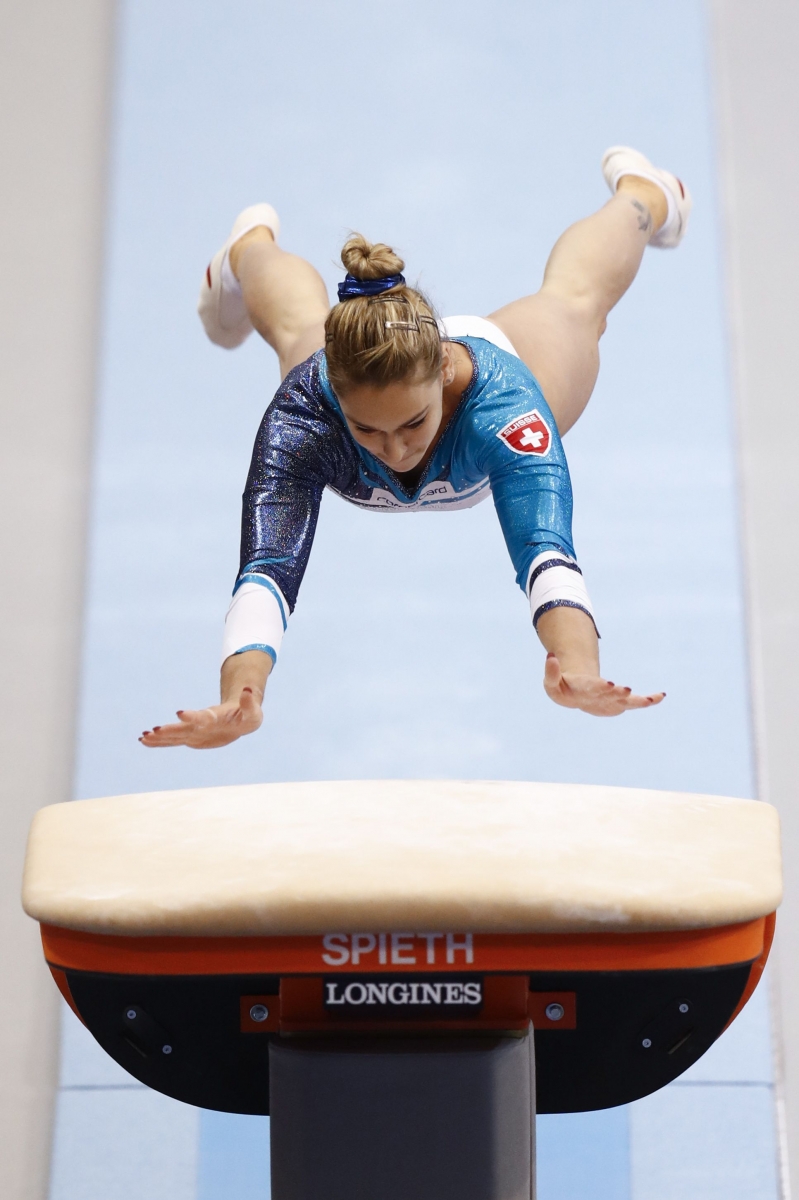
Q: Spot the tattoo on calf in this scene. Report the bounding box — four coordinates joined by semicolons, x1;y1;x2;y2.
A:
630;198;653;234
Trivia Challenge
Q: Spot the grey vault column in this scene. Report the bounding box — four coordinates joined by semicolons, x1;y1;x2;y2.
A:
269;1033;536;1200
0;3;114;1197
709;2;799;1196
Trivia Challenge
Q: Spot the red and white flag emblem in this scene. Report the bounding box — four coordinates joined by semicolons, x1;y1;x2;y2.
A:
496;409;551;456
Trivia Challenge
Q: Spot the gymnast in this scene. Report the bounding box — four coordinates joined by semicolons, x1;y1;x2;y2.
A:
142;146;691;750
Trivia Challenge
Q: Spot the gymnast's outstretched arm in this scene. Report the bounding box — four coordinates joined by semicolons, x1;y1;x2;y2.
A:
537;606;663;716
141;650;270;748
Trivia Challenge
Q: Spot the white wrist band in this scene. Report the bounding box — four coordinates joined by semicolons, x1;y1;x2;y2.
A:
221;574;289;666
527;552;596;632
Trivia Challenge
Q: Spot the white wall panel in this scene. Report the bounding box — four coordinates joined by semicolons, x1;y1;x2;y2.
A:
709;3;799;1193
0;3;114;1197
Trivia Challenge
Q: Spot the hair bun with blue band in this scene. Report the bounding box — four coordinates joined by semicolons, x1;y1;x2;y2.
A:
337;273;406;301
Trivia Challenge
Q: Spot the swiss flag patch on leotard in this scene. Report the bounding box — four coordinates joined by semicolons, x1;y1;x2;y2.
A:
496;409;551;456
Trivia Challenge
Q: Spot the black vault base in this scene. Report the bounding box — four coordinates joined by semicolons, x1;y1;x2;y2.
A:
64;961;751;1114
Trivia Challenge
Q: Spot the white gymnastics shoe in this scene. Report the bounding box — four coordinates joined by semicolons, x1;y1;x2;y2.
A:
601;146;692;248
197;203;281;348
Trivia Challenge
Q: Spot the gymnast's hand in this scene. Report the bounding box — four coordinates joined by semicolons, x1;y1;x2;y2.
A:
537;608;665;718
140;650;271;749
543;653;664;716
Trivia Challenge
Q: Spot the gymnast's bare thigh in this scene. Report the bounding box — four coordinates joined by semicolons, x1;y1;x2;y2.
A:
488;295;601;437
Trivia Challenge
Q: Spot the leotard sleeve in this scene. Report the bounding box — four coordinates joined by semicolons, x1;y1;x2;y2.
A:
474;383;597;633
221;361;355;666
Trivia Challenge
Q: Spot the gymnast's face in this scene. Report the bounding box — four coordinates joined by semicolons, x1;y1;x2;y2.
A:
337;346;456;473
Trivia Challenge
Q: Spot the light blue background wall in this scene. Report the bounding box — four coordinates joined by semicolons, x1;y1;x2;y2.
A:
49;1;779;1197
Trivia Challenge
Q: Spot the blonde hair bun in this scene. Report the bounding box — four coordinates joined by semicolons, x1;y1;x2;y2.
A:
341;233;405;281
326;233;440;392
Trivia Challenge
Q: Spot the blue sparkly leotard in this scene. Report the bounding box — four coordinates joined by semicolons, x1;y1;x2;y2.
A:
221;320;595;665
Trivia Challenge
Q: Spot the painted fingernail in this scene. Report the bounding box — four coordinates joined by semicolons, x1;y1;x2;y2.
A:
624;687;631;694
242;687;252;694
176;710;184;716
607;681;615;687
153;726;162;731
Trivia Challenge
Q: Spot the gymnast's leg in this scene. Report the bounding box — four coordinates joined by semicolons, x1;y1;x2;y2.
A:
490;172;676;436
228;228;330;379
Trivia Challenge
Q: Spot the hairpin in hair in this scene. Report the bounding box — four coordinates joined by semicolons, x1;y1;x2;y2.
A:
385;316;439;332
367;294;411;306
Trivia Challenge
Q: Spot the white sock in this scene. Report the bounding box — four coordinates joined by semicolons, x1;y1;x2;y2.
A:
220;251;242;299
